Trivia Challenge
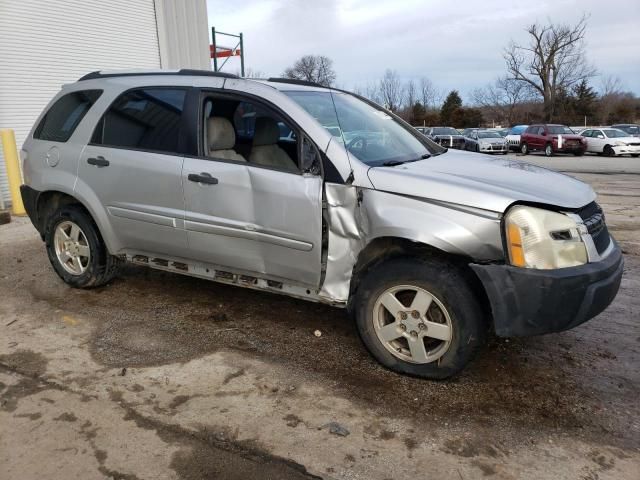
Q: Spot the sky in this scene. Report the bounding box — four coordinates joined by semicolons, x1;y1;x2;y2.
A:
206;0;640;102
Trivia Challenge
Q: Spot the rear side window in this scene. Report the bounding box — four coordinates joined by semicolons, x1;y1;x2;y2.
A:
34;90;102;142
92;88;186;154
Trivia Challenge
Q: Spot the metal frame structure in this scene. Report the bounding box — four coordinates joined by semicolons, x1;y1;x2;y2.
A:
210;27;244;77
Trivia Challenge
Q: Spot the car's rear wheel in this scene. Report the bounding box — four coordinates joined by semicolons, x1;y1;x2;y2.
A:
520;143;528;155
544;144;553;157
45;205;121;288
604;145;615;157
353;257;486;379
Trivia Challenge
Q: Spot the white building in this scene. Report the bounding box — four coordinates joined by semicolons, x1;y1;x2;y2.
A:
0;0;211;204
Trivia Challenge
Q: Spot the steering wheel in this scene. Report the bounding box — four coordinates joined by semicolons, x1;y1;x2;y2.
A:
347;136;368;154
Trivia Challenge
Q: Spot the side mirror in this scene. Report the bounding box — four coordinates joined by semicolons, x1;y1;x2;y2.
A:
597;135;605;139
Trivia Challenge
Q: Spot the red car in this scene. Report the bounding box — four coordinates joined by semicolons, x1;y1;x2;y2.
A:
520;124;586;157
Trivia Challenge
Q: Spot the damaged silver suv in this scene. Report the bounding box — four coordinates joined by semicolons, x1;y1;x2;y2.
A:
20;70;623;379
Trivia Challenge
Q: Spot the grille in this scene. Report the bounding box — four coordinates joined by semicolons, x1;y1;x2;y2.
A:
576;202;610;254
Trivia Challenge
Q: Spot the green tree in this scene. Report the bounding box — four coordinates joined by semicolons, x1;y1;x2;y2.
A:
571;79;598;122
440;90;462;125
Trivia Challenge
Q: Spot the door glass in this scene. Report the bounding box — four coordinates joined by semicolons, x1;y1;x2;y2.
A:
202;96;300;173
92;88;186;154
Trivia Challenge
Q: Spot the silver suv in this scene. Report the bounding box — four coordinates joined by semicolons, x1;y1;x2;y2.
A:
20;70;623;379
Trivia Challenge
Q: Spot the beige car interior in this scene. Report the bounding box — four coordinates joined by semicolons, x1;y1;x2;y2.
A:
205;116;246;162
249;116;298;172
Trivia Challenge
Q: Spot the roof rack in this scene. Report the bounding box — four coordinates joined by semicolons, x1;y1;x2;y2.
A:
78;69;239;81
266;77;325;88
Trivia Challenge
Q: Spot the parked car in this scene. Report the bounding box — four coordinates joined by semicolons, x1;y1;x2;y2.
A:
20;70;622;379
414;126;429;135
461;128;481;136
611;124;640;137
425;126;466;149
520;124;586;156
579;128;640;157
505;125;528;151
489;128;509;137
463;130;508;154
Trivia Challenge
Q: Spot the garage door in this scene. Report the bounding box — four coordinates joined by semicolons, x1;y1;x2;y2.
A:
0;0;162;206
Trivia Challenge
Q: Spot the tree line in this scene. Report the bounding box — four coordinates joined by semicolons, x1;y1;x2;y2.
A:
278;15;639;128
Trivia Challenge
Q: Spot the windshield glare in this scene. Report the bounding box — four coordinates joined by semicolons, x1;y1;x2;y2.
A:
603;129;628;138
547;125;575;134
284;90;435;166
478;132;502;139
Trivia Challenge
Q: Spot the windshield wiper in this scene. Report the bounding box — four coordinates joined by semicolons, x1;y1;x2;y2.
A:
381;153;431;167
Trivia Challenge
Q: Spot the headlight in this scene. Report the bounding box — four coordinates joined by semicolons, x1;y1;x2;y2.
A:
614;140;627;146
504;206;587;269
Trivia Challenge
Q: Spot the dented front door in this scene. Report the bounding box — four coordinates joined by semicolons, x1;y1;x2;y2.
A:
182;158;323;287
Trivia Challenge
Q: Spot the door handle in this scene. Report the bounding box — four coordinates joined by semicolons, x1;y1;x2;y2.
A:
188;172;219;185
87;156;109;167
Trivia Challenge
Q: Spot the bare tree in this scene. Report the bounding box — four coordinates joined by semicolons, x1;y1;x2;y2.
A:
418;77;439;109
504;14;596;121
600;75;623;97
404;79;417;109
379;69;403;111
472;75;531;125
283;55;336;87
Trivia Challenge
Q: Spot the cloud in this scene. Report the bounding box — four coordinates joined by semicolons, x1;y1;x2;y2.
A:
207;0;640;99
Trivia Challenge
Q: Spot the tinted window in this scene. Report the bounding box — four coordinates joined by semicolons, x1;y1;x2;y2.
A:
34;90;102;142
92;88;186;154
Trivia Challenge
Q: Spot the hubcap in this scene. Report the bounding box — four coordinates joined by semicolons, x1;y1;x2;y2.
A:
53;221;90;275
373;285;453;364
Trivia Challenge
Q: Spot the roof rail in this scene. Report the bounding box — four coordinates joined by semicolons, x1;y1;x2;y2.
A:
78;69;239;82
267;77;325;88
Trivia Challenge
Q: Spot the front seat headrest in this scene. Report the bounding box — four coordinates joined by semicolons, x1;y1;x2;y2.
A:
253;117;281;146
207;117;236;151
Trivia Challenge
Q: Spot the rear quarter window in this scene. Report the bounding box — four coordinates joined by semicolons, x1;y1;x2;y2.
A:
34;90;102;142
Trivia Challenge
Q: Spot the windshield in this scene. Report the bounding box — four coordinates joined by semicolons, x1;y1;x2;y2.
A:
285;90;436;166
477;131;502;139
431;127;459;135
603;129;628;138
509;125;527;134
547;125;575;134
615;125;638;135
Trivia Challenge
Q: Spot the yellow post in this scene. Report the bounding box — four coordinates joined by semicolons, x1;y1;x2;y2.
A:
1;129;26;216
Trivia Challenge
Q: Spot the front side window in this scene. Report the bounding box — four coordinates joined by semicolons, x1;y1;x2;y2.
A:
201;96;300;173
285;90;440;167
92;88;186;154
34;90;102;142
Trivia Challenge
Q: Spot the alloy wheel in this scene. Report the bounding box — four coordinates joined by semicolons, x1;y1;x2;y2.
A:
373;285;453;364
53;220;91;275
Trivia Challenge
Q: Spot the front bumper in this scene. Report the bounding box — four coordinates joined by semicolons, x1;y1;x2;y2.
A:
471;240;623;337
612;144;640;155
479;144;508;153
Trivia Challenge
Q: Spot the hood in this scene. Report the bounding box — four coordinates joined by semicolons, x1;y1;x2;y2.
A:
367;149;595;213
478;137;506;144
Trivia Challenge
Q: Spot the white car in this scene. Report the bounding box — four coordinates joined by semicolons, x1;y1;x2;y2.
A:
579;128;640;157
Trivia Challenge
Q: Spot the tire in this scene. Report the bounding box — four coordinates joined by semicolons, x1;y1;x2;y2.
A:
632;154;639;158
44;205;121;288
475;145;479;153
520;143;528;155
603;145;615;157
544;143;553;157
353;257;486;379
573;150;584;156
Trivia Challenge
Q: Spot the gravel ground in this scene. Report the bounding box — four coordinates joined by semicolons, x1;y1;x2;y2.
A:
1;157;639;479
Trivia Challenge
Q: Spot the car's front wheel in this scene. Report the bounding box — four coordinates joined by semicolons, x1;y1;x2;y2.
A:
45;205;121;288
544;144;553;157
520;143;528;155
353;257;486;379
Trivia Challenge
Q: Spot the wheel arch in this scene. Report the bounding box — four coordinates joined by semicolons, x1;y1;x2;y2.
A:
34;189;117;254
347;236;491;323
